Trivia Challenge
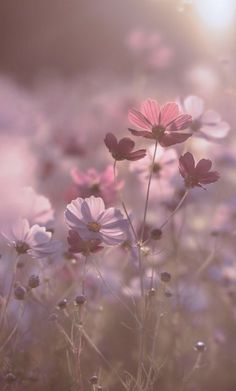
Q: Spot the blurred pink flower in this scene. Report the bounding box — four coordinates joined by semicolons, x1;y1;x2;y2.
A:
183;95;230;139
67;229;104;255
179;152;220;189
130;144;177;180
2;219;61;259
71;165;123;205
104;133;146;161
16;187;54;229
65;196;127;245
128;99;192;146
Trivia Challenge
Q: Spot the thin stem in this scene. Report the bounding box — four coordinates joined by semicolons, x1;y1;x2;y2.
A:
140;139;158;242
159;190;189;230
113;160;138;241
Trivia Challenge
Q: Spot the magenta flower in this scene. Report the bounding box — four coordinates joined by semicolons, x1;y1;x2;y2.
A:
183;95;230;139
179;152;220;189
104;133;146;161
65;196;128;245
67;230;104;255
128;99;192;147
71;165;123;205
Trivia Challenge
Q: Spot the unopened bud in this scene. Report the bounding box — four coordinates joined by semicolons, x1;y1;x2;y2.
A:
160;272;171;283
28;275;40;289
150;228;162;240
57;299;68;309
194;341;206;352
74;295;86;306
14;285;26;300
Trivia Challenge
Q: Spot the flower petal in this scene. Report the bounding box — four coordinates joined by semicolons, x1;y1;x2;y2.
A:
128;108;152;129
160;102;179;127
160;132;192;147
140;99;160;125
184;95;204;120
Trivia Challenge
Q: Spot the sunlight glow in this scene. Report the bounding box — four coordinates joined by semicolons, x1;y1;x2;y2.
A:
194;0;236;31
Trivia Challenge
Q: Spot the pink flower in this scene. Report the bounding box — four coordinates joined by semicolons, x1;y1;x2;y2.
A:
183;95;230;139
179;152;220;189
1;219;61;259
67;230;104;255
104;133;146;161
128;99;192;146
71;165;123;205
65;196;128;245
130;144;177;180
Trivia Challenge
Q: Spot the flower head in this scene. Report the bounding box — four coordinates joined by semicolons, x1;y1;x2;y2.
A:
179;152;220;189
71;165;123;205
65;196;128;245
128;98;192;147
104;133;146;161
1;219;61;259
183;95;230;140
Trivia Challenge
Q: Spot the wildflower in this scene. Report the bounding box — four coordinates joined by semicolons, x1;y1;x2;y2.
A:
67;229;104;255
65;196;127;245
1;219;61;259
71;165;123;205
128;98;192;146
183;95;230;139
179;152;220;189
104;133;146;161
130;144;177;180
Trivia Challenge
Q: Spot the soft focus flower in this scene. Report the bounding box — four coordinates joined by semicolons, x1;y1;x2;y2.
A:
65;196;127;245
67;229;104;255
104;133;146;161
128;99;192;146
183;95;230;140
130;144;177;180
179;152;220;189
1;219;61;259
71;165;123;205
16;187;54;228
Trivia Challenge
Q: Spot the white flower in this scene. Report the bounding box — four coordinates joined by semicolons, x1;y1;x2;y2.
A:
183;95;230;139
65;196;127;246
2;219;61;259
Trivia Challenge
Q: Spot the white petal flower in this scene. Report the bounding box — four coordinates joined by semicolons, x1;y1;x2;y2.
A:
65;196;127;246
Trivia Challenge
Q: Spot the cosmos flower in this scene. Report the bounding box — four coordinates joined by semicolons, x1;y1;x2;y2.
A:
71;165;123;205
67;229;104;255
65;196;128;245
179;152;220;189
128;99;192;146
104;133;146;161
1;219;61;259
130;144;177;180
182;95;230;139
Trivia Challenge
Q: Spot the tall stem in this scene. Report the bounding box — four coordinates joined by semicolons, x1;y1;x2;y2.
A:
140;140;158;242
159;190;189;231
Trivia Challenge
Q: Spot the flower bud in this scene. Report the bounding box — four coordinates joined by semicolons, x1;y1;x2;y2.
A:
14;285;26;300
150;228;162;240
28;275;40;289
74;295;86;306
89;375;98;385
160;272;171;283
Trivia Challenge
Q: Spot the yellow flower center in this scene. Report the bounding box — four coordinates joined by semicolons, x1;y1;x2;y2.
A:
87;221;101;232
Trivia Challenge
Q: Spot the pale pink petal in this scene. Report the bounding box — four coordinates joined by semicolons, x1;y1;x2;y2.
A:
128;109;152;129
184;95;204;120
12;219;30;242
200;121;230;139
85;196;105;220
160;102;179;127
140;99;160;125
202;110;221;124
